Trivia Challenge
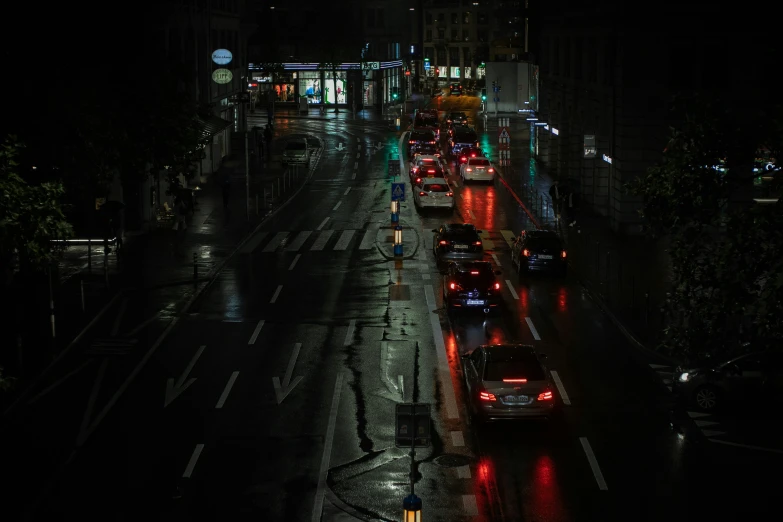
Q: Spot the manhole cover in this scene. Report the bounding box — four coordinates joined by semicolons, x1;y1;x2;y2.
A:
434;454;472;468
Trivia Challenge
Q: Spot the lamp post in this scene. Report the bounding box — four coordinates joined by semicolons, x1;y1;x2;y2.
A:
403;493;422;522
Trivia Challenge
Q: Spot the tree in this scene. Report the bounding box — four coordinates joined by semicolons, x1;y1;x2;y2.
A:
627;95;783;363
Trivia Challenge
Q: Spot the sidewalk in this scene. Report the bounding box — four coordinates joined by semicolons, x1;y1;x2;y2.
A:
0;133;320;410
484;116;672;350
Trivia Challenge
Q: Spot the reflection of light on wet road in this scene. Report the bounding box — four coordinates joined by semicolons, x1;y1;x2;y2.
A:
526;454;570;522
518;284;529;312
557;286;568;313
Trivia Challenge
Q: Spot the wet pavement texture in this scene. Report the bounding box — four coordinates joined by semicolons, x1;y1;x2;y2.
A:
1;95;780;522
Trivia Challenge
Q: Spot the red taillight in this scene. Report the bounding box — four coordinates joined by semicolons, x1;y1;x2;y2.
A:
488;168;494;173
427;169;435;174
449;282;456;290
503;378;528;383
466;168;473;172
479;391;497;402
470;270;479;275
522;249;530;257
561;250;567;258
439;240;448;245
460;156;467;162
471;153;477;157
494;282;501;290
416;178;422;184
446;192;453;197
474;241;482;246
429;141;436;144
409;140;415;144
538;390;553;401
419;191;427;196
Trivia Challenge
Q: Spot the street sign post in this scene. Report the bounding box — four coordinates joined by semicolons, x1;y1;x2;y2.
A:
498;117;510;166
388;158;400;178
391;183;405;202
395;403;431;448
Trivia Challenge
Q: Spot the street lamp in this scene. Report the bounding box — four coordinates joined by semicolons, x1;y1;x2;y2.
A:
403;494;422;522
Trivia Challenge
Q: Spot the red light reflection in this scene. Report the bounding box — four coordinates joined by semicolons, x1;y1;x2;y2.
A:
483;184;496;231
525;455;569;521
557;287;568;312
446;331;459;364
518;284;529;312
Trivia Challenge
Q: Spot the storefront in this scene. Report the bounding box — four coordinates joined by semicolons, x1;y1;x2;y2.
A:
249;60;403;110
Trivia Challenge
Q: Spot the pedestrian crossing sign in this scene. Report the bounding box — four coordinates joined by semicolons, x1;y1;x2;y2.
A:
392;183;405;202
499;128;510;139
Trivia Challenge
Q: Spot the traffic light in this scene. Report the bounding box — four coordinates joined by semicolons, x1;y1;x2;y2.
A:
482;94;486;101
435;68;440;75
492;80;496;89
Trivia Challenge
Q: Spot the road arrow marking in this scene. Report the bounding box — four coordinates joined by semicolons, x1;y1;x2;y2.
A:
273;343;303;404
695;420;719;427
335;143;345;152
165;345;205;407
375;142;384;150
701;429;726;437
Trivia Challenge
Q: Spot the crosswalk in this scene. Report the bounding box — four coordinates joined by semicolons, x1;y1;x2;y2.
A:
241;228;521;254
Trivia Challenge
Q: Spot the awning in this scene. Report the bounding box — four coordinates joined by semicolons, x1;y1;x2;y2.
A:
197;114;232;141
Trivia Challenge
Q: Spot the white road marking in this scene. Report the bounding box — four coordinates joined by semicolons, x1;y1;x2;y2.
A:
649;363;669;369
468;209;476;220
662;378;672;384
182;443;205;478
312;373;344;522
286;231;311;251
344;319;356;346
124;313;160;336
450;431;465;447
111;298;128;336
240;231;269;254
462;495;479;516
695;420;719;427
269;285;283;304
354;161;358;169
356;137;361;142
288;254;301;271
688;411;710;418
248;319;265;345
579;437;608;490
352;172;357;179
505;279;519;300
164;345;205;407
344;187;351;195
263;231;289;252
311;230;334;250
359;228;377;250
356;152;360;159
479;230;494;250
316;217;330;230
491;253;501;266
424;285;460;419
457;465;471;479
501;230;516;248
666;385;672;392
215;371;239;409
78;359;108;440
332;201;342;211
333;230;355;251
273;343;303;404
422;272;430;280
702;429;726;437
709;439;783;454
525;317;540;340
452;178;460;187
550;370;571;405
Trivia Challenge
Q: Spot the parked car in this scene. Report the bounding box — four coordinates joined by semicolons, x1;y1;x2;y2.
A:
462;344;557;422
413;177;455;211
510;230;567;276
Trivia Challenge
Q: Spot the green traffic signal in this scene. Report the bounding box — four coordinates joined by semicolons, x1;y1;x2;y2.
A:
481;95;486;101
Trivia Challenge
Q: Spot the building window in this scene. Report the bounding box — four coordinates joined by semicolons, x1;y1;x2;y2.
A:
451;13;459;25
463;11;470;24
449;47;460;64
426;29;433;42
299;71;322;104
477;29;487;42
451;29;458;40
477;11;488;24
463;30;469;41
438;28;445;39
426;12;433;25
324;71;347;104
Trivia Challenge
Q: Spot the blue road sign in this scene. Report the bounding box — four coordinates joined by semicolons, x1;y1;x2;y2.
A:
392;183;405;202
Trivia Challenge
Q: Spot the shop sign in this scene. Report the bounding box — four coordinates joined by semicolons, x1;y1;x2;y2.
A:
362;61;380;70
212;68;233;84
584;135;596;158
212;49;233;65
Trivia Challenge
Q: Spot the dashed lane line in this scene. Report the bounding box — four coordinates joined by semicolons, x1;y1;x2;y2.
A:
215;371;239;409
316;217;330;231
182;444;205;479
505;279;519;300
288;254;301;271
269;285;283;304
332;201;342;211
579;437;609;490
524;317;540;340
248;319;265;345
550;370;571;405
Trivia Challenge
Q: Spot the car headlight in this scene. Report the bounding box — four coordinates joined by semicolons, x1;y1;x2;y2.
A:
678;371;697;382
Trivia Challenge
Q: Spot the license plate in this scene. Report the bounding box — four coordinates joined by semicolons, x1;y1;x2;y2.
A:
466;299;485;305
538;254;553;259
505;395;528;402
453;244;468;250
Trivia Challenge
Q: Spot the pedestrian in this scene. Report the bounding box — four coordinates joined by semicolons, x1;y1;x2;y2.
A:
175;197;188;242
548;180;560;218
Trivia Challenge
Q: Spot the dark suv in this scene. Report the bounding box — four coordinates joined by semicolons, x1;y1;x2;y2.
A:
443;261;502;313
432;223;485;264
447;112;468;125
449;127;480;156
510;230;567;276
407;129;437;158
413;113;440;139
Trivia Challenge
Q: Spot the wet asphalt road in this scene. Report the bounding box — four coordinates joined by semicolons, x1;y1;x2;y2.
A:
24;97;782;521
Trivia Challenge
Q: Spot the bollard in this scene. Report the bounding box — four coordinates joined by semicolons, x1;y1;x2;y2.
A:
391;200;400;224
403;494;422;522
193;252;198;282
394;226;403;257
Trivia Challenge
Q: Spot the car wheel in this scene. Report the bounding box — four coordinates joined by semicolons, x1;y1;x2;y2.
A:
693;385;721;411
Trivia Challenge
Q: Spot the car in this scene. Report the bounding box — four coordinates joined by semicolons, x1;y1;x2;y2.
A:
447;122;471;138
460;157;496;182
511;230;567;276
462;344;557;421
413;113;440;139
407;129;437;158
432;223;484;264
457;147;485;164
423;109;439;118
449;126;480;155
282;138;310;169
411;143;442;159
446;112;468;125
442;261;502;313
411;164;446;185
413;177;455;211
449;83;463;96
672;350;783;412
409;154;441;178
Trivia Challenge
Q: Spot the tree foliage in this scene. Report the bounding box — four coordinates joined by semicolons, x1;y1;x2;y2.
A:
628;96;783;363
0;136;73;274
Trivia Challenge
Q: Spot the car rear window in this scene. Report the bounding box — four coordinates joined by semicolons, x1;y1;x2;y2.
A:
425;184;449;192
411;131;434;140
445;231;479;242
528;238;562;250
484;357;546;381
469;159;490;166
454;131;478;142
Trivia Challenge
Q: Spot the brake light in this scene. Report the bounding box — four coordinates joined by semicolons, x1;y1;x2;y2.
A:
538;390;553;401
523;249;530;257
415;178;422;184
561;250;567;258
503;379;528;383
429;141;436;144
412;167;419;172
409;140;415;144
494;282;500;290
419;191;427;196
439;240;448;245
470;271;479;275
449;282;456;289
427;169;435;174
466;168;472;172
471;153;477;157
460;156;467;162
479;391;497;402
474;241;482;246
446;192;453;197
488;168;494;173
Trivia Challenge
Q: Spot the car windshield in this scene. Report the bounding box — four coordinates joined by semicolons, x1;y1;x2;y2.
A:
484;356;546;381
469;159;490;166
425;184;449;192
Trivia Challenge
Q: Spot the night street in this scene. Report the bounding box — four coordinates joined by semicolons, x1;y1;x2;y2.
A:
0;95;775;521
